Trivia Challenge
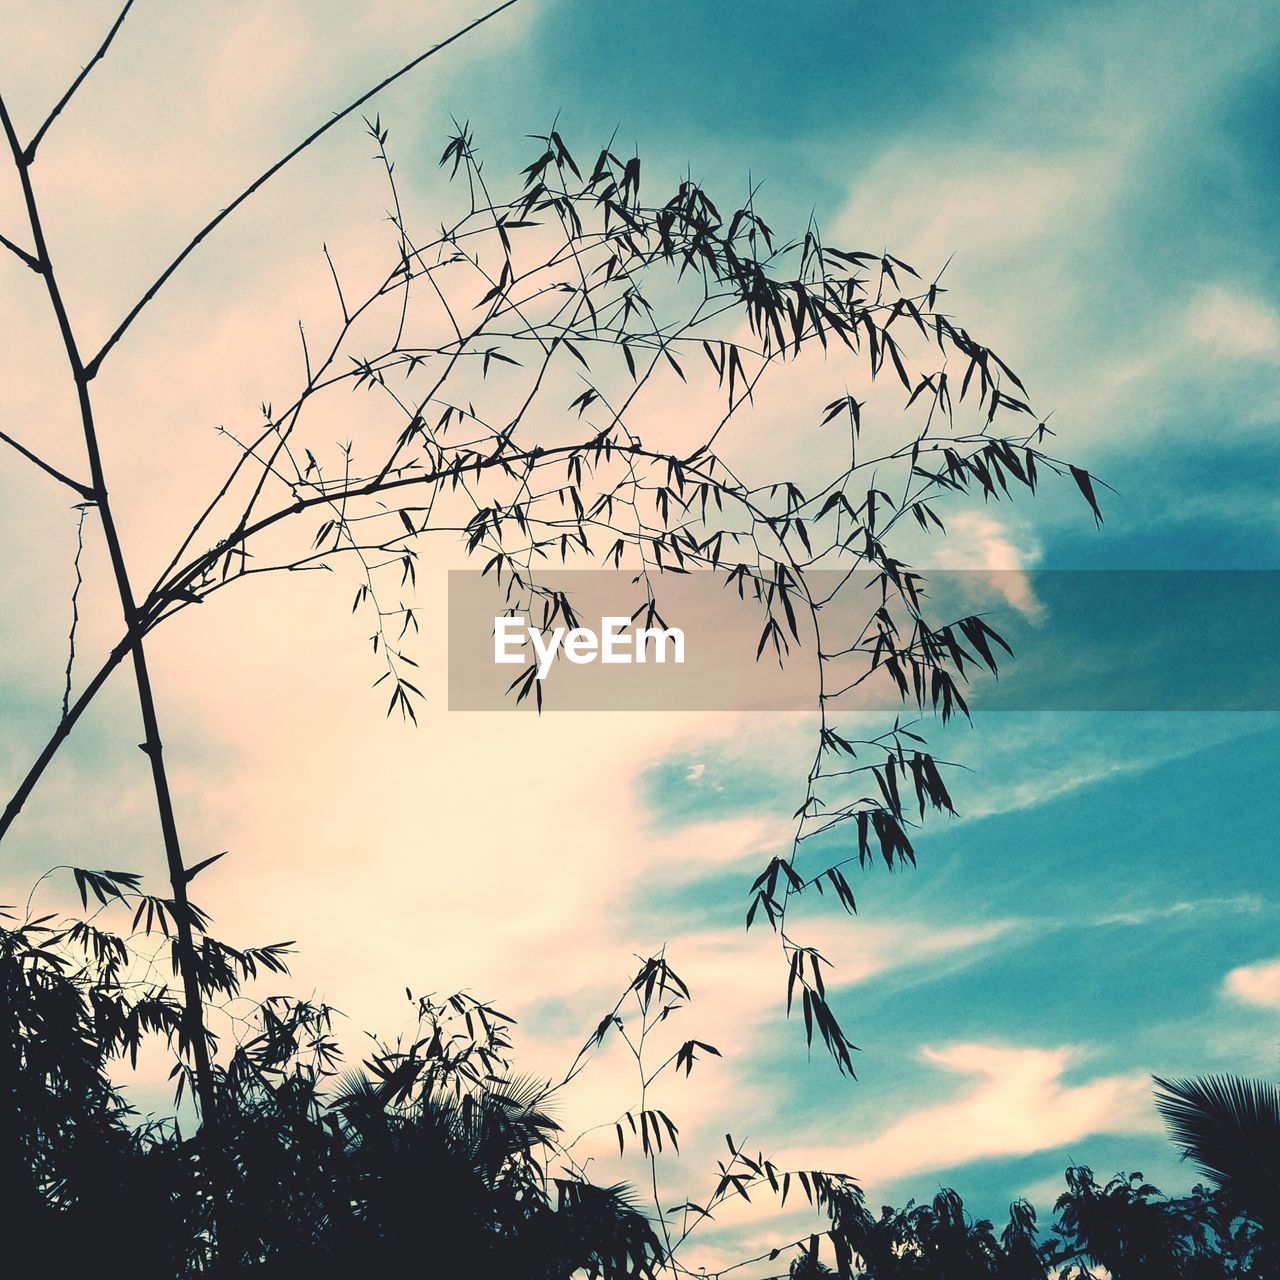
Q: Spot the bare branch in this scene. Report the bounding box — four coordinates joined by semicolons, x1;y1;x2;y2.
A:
0;640;129;844
85;0;523;378
0;227;41;271
23;0;137;163
0;81;226;1156
0;427;95;497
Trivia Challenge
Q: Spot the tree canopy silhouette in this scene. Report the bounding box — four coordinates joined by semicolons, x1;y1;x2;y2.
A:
4;8;1227;1280
2;878;1275;1276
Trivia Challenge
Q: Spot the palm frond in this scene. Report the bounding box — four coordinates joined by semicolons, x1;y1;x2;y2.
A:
1153;1073;1280;1222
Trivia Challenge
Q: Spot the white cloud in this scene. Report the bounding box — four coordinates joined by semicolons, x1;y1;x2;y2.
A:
836;151;1096;271
1017;1171;1070;1213
790;1042;1156;1189
1223;957;1280;1009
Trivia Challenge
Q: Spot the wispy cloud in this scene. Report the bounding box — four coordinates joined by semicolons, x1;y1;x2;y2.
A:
1097;895;1263;929
1191;286;1280;364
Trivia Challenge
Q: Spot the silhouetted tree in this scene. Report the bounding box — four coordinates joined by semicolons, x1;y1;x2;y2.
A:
3;875;1274;1276
1;6;1107;1271
0;885;661;1277
823;1185;1046;1277
1155;1073;1280;1274
0;0;529;1201
1;72;1098;1088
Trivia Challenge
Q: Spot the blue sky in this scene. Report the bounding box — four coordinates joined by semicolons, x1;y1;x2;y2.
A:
635;713;1278;1198
1;0;1278;1268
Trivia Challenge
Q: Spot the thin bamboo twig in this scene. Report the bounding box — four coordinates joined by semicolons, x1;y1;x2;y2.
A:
85;0;524;378
22;0;137;163
0;428;95;497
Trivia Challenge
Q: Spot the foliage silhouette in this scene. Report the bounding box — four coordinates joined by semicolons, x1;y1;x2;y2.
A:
0;3;530;1209
0;8;1156;1277
1155;1072;1280;1264
792;1170;1270;1279
0;887;660;1277
1;100;1098;1087
3;877;1276;1277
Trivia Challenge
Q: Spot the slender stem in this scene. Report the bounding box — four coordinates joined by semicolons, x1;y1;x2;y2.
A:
0;89;218;1132
85;0;523;378
0;228;40;271
63;504;88;719
0;0;527;885
23;0;136;164
1;435;725;821
0;428;95;497
0;643;128;843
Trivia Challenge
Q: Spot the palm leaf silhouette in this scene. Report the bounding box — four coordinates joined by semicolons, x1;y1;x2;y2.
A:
1153;1073;1280;1229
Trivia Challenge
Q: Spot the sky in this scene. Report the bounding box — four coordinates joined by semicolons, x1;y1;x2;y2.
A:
0;0;1278;1272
